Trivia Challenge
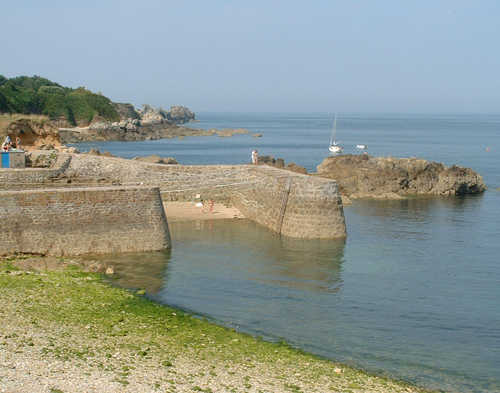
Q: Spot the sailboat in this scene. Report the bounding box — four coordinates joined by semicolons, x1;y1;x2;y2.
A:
329;116;343;153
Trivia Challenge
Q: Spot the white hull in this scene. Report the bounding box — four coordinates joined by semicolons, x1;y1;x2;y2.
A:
329;145;343;153
356;144;368;149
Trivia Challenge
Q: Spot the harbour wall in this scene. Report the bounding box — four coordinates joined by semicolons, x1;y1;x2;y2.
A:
0;186;171;256
0;153;346;255
60;154;347;239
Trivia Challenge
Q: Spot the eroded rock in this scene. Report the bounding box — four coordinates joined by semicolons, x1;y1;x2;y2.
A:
316;154;486;198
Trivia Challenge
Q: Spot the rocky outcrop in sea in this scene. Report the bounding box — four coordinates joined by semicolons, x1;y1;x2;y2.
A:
57;104;249;143
316;154;486;198
258;155;308;174
137;104;195;125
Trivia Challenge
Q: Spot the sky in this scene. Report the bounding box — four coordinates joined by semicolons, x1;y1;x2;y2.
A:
1;0;499;114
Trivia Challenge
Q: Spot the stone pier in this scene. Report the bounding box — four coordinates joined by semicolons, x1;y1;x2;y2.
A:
0;153;346;255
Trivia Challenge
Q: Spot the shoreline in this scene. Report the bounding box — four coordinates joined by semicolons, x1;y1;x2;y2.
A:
0;260;432;393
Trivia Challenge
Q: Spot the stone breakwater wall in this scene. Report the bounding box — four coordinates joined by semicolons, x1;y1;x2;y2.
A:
230;167;346;238
1;153;346;240
61;154;347;238
0;186;171;256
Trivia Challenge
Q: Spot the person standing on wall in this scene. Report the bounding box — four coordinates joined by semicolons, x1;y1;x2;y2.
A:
251;149;258;165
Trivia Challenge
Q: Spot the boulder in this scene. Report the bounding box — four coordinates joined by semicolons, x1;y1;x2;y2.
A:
113;103;141;120
316;154;486;198
166;106;195;124
163;157;179;164
258;155;285;169
285;162;307;174
138;104;166;125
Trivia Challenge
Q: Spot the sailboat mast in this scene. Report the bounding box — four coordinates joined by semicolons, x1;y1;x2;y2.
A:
330;116;337;146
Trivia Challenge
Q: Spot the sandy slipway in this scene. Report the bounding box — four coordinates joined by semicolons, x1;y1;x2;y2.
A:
0;260;433;393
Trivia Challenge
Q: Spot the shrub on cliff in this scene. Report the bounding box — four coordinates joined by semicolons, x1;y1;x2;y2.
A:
0;75;120;126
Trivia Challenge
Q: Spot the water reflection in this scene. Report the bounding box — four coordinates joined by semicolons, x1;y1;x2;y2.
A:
168;219;346;294
126;219;348;341
349;194;484;222
82;250;172;294
251;236;345;293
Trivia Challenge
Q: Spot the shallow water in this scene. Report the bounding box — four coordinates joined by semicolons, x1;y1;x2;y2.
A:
78;113;500;392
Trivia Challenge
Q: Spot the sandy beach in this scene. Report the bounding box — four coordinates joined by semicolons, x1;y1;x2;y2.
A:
162;202;245;221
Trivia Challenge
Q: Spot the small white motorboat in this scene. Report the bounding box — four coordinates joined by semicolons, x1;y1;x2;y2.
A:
356;144;368;149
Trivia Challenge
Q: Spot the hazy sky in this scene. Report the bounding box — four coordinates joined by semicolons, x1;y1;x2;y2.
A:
1;1;499;114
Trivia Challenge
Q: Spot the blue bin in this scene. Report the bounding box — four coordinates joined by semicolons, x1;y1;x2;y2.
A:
1;152;9;168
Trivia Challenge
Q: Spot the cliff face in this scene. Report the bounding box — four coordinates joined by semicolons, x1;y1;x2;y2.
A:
316;154;486;198
2;118;62;149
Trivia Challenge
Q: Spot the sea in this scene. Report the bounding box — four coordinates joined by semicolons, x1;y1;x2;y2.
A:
70;113;500;393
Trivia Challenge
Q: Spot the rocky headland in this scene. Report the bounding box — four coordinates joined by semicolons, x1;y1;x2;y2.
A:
58;104;249;143
316;154;486;199
1;104;249;148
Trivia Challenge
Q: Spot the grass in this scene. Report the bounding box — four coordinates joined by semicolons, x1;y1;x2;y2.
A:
0;113;51;133
0;258;433;392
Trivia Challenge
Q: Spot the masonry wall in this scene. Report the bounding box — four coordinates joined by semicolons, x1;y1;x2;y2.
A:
232;168;346;238
1;153;347;240
59;154;346;238
0;151;26;168
0;186;171;256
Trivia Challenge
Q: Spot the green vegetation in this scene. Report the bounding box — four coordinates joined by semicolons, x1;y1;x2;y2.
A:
0;75;120;125
0;259;431;392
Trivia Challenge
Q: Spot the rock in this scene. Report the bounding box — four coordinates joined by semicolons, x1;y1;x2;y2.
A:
217;130;234;137
341;195;352;205
81;149;114;157
259;155;285;169
132;155;178;165
166;106;195;124
87;149;101;156
139;104;166;125
285;162;307;174
105;267;114;275
163;157;179;164
231;128;250;134
113;102;141;120
133;155;165;164
316;154;486;198
253;133;262;137
125;122;139;132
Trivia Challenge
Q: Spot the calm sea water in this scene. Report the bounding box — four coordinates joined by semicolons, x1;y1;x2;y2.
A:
74;113;500;393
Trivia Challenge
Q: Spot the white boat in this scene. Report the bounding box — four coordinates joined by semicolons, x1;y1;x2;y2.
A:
329;116;343;153
356;144;368;149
